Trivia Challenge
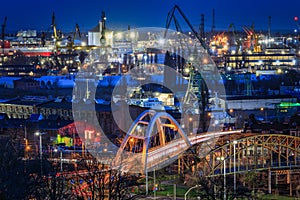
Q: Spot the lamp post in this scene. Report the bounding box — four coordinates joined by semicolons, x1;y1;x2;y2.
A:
217;156;226;200
233;140;238;197
154;168;156;199
21;124;29;159
184;184;200;200
54;148;63;172
35;131;47;175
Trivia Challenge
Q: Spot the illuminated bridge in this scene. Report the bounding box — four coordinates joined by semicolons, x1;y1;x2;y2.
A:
199;134;300;176
112;110;240;173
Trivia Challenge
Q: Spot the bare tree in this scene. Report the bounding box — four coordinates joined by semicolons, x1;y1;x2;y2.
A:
69;158;131;200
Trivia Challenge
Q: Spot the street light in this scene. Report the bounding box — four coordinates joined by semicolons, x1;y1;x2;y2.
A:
54;148;63;172
233;140;238;197
35;131;47;175
35;132;47;160
217;156;226;200
184;184;200;200
154;168;157;199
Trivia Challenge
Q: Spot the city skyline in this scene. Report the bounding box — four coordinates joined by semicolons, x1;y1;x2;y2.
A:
2;0;300;33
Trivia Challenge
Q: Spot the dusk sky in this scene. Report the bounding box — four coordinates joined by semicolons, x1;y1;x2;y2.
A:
2;0;300;33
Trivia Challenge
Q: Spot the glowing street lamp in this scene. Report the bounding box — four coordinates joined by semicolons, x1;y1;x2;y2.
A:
35;132;47;160
54;148;63;172
217;156;226;200
233;140;238;197
35;131;47;175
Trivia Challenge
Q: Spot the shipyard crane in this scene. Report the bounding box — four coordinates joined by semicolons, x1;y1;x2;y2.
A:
1;17;7;54
164;5;207;50
66;23;81;51
228;23;242;54
51;12;63;50
164;5;210;133
52;12;58;40
1;16;7;66
242;24;261;53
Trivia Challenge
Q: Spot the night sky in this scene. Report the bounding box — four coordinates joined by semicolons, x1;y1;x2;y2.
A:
2;0;300;33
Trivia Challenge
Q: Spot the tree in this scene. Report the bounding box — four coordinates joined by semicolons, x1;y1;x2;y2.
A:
68;158;131;200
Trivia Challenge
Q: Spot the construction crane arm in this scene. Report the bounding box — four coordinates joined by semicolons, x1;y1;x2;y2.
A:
164;5;207;50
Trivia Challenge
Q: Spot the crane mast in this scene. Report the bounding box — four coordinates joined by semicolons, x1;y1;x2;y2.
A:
1;16;7;65
51;12;58;40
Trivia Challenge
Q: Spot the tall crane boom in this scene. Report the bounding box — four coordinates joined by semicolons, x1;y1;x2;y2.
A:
164;5;207;50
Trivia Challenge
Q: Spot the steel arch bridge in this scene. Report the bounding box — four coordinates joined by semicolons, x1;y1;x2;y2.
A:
113;110;191;173
113;110;240;174
197;134;300;176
